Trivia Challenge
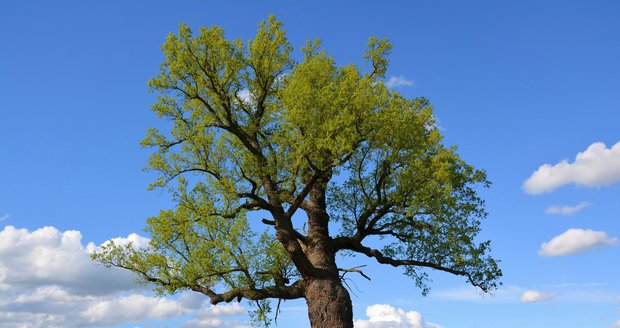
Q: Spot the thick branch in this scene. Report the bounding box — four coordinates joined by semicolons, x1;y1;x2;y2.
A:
190;279;306;305
102;257;305;304
285;171;322;218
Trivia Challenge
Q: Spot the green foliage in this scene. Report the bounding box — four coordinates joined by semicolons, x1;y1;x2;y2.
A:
92;14;501;326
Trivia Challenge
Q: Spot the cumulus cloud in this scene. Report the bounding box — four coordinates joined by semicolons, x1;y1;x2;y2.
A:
539;228;618;256
386;75;414;88
611;320;620;328
97;231;151;250
545;202;590;215
354;304;442;328
181;303;249;328
0;225;249;328
0;225;139;295
81;294;187;325
523;141;620;194
520;290;558;303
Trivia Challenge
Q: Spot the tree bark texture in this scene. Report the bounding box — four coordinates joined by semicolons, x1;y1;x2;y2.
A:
305;277;353;328
302;181;354;328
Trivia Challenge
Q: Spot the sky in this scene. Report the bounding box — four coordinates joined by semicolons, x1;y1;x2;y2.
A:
1;1;619;327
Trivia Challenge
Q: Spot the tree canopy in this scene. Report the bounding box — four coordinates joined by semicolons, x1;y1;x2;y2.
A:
93;15;501;327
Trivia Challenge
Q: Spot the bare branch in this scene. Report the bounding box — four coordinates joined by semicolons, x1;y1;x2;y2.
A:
338;265;371;281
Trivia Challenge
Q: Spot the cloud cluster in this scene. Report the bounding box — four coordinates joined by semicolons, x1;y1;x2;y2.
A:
182;303;248;328
545;202;590;215
520;290;558;303
0;225;249;328
0;225;138;294
82;294;187;325
524;141;620;194
386;75;414;88
354;304;442;328
539;228;618;256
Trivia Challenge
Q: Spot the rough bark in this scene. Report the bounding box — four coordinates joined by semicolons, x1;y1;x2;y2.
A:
305;277;353;328
302;179;354;328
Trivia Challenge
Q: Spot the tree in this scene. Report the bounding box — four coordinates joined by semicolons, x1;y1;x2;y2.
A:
93;15;501;328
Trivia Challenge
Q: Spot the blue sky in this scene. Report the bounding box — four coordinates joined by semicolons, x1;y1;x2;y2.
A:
1;1;619;327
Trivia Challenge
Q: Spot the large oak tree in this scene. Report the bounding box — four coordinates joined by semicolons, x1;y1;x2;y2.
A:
93;16;501;328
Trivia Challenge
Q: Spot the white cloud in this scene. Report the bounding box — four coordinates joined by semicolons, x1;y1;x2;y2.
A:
524;141;620;194
181;303;249;328
610;320;620;328
539;228;618;256
520;290;558;303
97;231;151;251
545;202;590;215
0;214;8;222
0;225;250;328
0;311;66;328
237;89;252;103
0;287;246;328
0;226;139;295
386;75;414;88
81;294;187;325
354;304;442;328
12;285;98;304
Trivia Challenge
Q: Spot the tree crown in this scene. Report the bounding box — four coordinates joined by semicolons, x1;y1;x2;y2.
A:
93;15;501;326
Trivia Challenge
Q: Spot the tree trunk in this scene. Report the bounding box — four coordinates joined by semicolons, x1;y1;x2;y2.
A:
302;177;353;327
305;276;353;328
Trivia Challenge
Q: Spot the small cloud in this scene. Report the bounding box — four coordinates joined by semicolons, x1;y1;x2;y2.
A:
611;320;620;328
545;202;590;215
523;141;620;194
354;304;442;328
181;303;249;328
237;89;252;103
539;228;618;256
520;290;558;303
97;232;151;252
0;214;8;221
386;75;414;88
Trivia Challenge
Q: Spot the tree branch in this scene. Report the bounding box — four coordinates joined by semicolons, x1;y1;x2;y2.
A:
261;218;308;243
332;238;481;288
338;265;371;281
190;279;306;305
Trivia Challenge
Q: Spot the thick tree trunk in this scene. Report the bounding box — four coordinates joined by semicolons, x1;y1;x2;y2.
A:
302;177;354;327
305;276;353;328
